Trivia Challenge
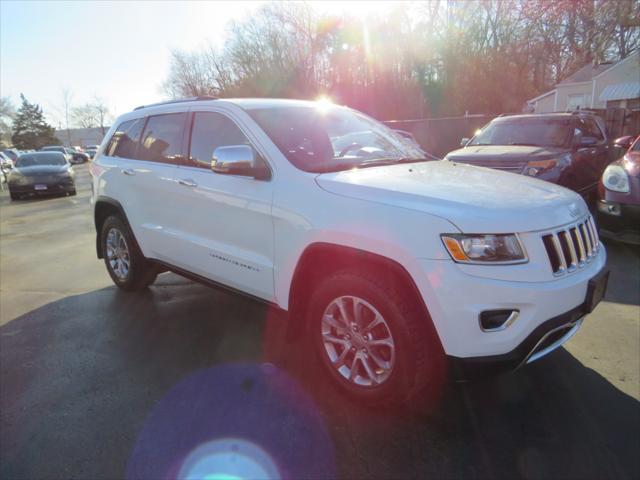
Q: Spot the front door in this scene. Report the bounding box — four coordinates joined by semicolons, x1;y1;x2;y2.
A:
170;110;275;301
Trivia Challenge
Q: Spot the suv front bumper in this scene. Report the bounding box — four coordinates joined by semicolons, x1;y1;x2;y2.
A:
447;266;608;380
413;245;607;370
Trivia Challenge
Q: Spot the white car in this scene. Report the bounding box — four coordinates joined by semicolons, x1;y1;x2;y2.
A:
90;97;608;405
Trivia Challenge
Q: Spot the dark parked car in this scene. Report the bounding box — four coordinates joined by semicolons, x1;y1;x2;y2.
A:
8;152;76;200
597;134;640;244
445;112;612;206
66;147;90;164
84;147;98;159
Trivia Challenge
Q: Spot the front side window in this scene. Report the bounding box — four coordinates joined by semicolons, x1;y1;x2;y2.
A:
106;118;145;158
247;105;426;173
469;119;573;148
188;112;253;168
137;113;187;164
581;118;604;141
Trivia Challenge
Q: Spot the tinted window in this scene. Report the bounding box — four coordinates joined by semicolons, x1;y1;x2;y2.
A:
188;112;253;168
577;118;604;141
137;113;187;164
16;153;66;167
470;118;573;148
106;118;146;158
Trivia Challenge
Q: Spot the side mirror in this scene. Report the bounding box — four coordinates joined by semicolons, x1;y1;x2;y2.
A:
211;145;269;180
613;136;633;150
460;137;470;147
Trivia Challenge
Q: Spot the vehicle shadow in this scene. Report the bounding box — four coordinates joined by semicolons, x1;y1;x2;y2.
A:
1;277;638;479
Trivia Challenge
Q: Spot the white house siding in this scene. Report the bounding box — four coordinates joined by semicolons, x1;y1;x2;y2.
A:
555;82;593;111
592;53;640;108
533;92;556;113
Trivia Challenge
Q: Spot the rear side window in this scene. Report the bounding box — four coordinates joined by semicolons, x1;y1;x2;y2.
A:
137;113;187;164
106;118;145;158
188;112;253;168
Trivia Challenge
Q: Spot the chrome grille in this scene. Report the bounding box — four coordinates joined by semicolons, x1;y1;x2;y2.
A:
542;216;600;276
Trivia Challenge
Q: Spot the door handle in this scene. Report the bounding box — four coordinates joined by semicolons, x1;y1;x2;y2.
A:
178;178;197;187
121;169;136;176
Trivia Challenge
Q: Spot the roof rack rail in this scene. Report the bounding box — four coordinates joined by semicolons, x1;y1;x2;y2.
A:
134;96;218;111
569;108;598;115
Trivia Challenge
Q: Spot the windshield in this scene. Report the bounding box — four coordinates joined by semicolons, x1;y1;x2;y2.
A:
247;106;427;173
16;153;66;167
469;118;573;148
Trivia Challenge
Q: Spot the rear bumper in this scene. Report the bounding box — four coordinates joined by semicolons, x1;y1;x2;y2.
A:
447;268;609;380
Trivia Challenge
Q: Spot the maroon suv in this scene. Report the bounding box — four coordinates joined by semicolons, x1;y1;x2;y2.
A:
597;135;640;244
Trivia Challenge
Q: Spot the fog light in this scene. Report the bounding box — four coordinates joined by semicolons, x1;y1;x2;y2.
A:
597;200;621;216
480;309;519;332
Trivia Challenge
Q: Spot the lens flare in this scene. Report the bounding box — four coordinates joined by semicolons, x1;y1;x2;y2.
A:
178;438;280;480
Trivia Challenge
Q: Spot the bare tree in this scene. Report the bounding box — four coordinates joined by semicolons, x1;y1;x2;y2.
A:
162;0;640;119
92;97;112;135
0;97;16;146
72;104;98;129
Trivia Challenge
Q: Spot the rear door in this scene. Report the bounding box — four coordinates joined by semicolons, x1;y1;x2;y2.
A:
127;112;192;261
169;110;275;301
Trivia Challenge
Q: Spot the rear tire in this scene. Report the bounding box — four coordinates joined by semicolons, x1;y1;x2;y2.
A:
308;270;444;406
69;189;77;196
101;215;157;291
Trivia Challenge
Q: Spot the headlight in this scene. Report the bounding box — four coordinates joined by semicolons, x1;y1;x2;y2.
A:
441;234;527;264
523;155;570;177
8;171;26;184
602;164;629;193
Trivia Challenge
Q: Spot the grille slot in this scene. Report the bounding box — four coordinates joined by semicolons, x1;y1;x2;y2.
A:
542;215;600;276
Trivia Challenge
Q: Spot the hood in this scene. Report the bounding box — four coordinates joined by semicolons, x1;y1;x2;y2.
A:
15;165;70;176
446;145;568;164
315;160;586;233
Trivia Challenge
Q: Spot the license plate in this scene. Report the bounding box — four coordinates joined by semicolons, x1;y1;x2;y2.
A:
34;184;47;191
584;269;609;313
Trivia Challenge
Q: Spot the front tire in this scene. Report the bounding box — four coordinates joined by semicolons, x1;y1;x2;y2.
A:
308;270;443;406
101;215;157;291
9;191;20;201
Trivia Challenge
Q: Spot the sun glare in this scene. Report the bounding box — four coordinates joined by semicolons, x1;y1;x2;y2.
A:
315;96;334;112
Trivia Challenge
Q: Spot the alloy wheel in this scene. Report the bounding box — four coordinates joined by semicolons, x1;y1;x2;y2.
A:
321;295;396;387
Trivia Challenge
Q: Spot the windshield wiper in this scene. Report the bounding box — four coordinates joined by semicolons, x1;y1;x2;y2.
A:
508;142;541;147
357;157;431;169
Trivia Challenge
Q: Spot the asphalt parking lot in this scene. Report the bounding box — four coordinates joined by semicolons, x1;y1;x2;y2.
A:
1;163;639;479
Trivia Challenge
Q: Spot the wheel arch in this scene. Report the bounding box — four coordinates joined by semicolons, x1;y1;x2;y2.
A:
94;196;135;259
286;242;440;348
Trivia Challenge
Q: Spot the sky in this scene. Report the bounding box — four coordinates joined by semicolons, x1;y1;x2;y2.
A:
1;1;393;127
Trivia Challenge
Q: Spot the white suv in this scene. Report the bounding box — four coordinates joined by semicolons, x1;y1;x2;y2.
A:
90;97;608;405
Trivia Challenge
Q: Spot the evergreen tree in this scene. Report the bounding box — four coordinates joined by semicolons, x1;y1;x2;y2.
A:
11;94;60;150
